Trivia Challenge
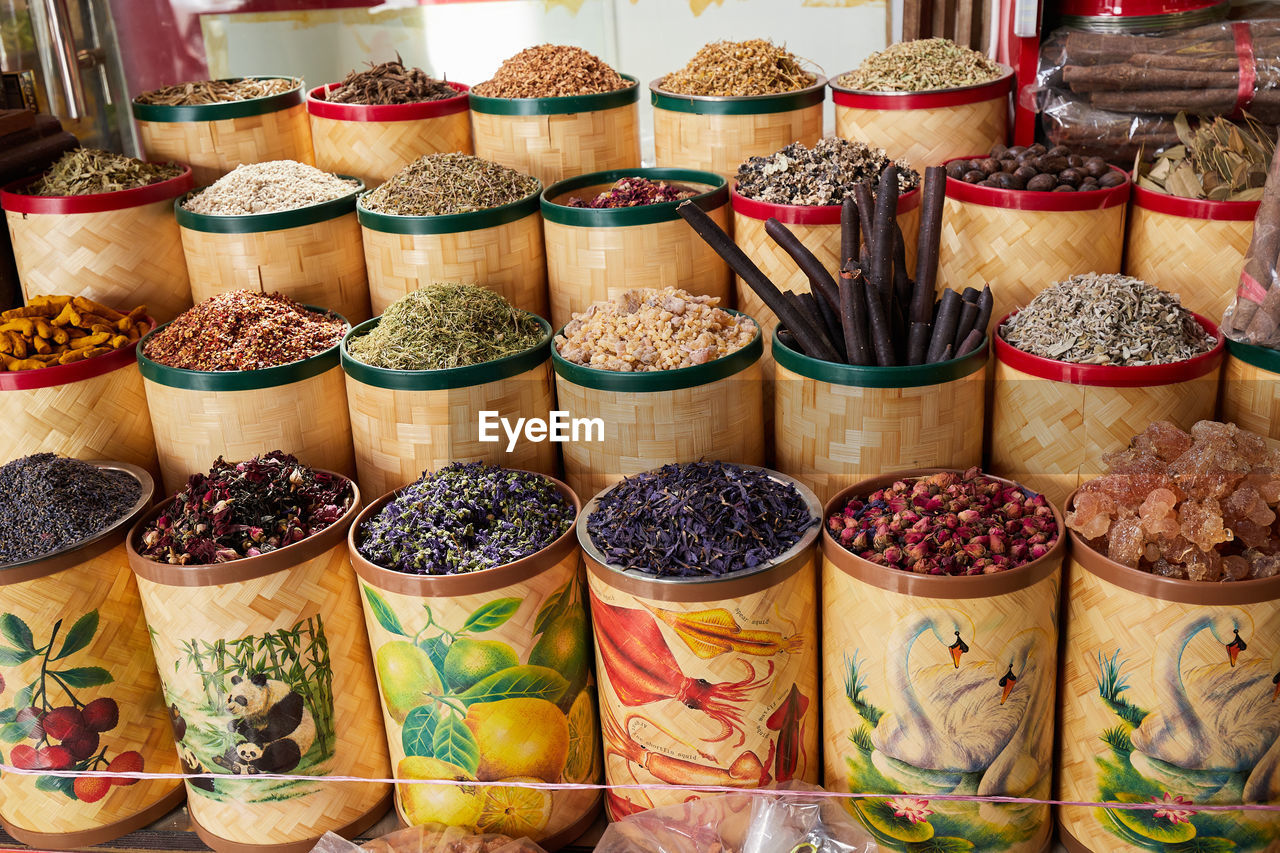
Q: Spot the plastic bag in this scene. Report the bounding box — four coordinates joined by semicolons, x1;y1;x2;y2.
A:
309;826;546;853
1036;22;1280;163
595;785;877;853
1222;133;1280;343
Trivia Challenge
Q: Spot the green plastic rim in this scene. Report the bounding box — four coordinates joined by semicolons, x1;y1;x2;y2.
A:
136;306;348;391
552;310;762;392
772;326;988;388
131;76;304;122
175;177;363;234
649;76;827;115
357;183;541;236
467;75;639;116
1226;337;1280;375
541;168;727;227
341;313;552;391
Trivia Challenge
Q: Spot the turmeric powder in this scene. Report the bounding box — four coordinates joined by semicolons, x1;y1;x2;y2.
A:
0;296;149;371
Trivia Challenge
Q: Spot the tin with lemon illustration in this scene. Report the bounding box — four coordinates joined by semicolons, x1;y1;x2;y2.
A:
347;469;602;851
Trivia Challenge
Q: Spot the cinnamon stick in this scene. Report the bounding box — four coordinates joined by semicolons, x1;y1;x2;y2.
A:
1232;132;1280;337
1065;64;1243;93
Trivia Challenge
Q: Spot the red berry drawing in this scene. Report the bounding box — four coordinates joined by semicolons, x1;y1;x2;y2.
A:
105;751;143;787
0;610;136;802
72;775;111;804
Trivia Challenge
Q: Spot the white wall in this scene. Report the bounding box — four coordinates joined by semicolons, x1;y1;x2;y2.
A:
201;0;889;161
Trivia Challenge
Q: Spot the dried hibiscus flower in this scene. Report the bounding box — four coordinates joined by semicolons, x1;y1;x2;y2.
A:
138;451;351;565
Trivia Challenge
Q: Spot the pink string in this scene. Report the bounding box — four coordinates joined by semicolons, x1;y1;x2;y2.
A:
4;766;1279;813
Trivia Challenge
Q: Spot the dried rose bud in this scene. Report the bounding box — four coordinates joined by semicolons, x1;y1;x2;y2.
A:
882;545;904;564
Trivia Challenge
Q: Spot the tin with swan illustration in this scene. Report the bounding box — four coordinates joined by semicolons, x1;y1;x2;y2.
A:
1057;504;1280;853
820;468;1065;853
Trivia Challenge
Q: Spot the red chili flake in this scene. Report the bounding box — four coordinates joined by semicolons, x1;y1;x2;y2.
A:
567;177;698;209
142;291;346;372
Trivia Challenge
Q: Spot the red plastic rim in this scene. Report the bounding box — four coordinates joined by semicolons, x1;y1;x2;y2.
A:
1;166;193;215
829;66;1013;110
994;311;1223;387
943;157;1130;212
1061;0;1219;15
306;82;469;122
0;319;152;391
731;183;921;225
1131;183;1259;222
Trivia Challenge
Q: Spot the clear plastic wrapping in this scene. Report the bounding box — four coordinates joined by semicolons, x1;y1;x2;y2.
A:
310;826;546;853
1037;22;1280;163
1223;134;1280;342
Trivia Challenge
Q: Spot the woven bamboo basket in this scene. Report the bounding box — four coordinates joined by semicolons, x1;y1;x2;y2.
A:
132;78;314;187
0;464;184;850
177;180;371;325
830;68;1013;168
349;477;601;849
989;314;1223;511
582;467;821;819
822;469;1064;853
469;77;641;187
552;318;765;501
342;315;557;497
127;479;391;853
137;315;355;495
359;186;547;318
772;331;987;506
938;164;1130;323
2;168;195;323
0;335;159;481
1125;185;1257;321
1057;524;1280;853
542;168;730;330
1221;340;1280;440
306;83;473;188
649;78;825;178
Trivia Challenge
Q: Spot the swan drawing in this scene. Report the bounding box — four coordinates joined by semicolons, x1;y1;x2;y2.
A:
1243;660;1280;803
977;628;1053;799
1128;611;1280;798
870;609;1036;787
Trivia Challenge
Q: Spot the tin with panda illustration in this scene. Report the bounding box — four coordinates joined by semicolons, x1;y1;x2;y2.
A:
127;472;392;853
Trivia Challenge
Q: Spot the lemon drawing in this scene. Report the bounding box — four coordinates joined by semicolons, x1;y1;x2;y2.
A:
465;697;569;782
397;756;483;828
562;690;600;784
377;641;443;724
443;638;519;693
477;778;552;836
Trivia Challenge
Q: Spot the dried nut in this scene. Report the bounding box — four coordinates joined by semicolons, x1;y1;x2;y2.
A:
963;169;987;183
1047;145;1072;158
1027;143;1047;156
1013;165;1038;182
1098;170;1126;188
1067;154;1085;168
1036;155;1069;173
946;161;968;180
1080;178;1100;190
1026;173;1057;192
994;172;1022;190
1006;146;1026;158
1052;184;1077;192
991;143;1009;159
1057;168;1083;187
978;157;1001;175
1084;157;1110;178
999;158;1018;173
976;179;1000;188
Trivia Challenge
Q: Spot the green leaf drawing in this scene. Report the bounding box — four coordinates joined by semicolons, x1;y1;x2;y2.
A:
35;774;74;797
0;614;34;653
0;722;30;743
459;665;568;707
0;647;35;667
420;636;450;678
364;586;408;637
54;666;113;688
1168;839;1238;853
0;708;16;724
533;586;567;636
12;682;34;710
402;705;439;758
431;715;479;775
461;598;521;634
6;714;41;741
852;799;935;843
54;611;98;661
905;839;974;853
1109;794;1196;844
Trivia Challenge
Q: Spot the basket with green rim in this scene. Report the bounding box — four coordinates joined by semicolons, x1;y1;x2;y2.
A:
540;167;731;329
339;313;559;496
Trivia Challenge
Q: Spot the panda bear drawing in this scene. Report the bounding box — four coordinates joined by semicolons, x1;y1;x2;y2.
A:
223;672;318;774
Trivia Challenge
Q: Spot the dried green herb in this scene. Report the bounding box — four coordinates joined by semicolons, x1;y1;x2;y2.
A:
658;39;817;97
134;77;298;106
347;283;542;371
836;38;1001;93
1137;112;1276;202
361;153;539;217
326;56;457;106
735;138;919;206
25;148;183;196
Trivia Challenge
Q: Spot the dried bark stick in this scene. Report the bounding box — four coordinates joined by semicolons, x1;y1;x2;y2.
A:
1232;132;1280;337
764;217;842;312
840;270;873;366
1065;64;1245;93
841;197;859;267
869;165;899;310
926;289;962;363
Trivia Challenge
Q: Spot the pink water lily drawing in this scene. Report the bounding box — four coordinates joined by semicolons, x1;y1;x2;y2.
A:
887;796;933;824
1150;793;1196;825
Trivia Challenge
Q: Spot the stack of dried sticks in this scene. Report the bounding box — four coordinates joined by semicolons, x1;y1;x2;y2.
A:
677;164;991;366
